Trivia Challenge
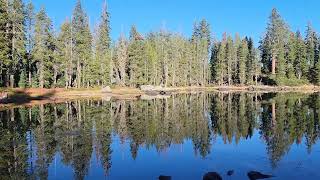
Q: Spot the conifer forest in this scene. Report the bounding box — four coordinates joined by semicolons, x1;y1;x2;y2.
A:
0;0;319;89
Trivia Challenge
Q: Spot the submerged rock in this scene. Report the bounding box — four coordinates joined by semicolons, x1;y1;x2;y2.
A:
227;170;234;176
247;171;274;180
159;175;171;180
203;172;222;180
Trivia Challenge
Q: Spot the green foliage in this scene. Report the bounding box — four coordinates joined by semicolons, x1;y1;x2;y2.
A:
237;40;249;85
33;8;55;88
128;26;146;87
274;76;309;86
72;0;93;88
0;4;319;88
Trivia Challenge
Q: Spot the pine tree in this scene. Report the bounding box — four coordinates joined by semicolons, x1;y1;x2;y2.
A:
245;37;255;85
0;0;9;86
315;58;320;85
114;34;128;86
226;35;234;85
260;8;289;77
128;25;146;87
295;31;307;80
210;39;219;84
305;23;318;83
191;19;211;86
8;0;26;87
145;34;158;85
237;39;249;85
33;8;55;88
252;49;261;85
96;1;111;86
57;20;73;88
233;34;241;82
72;0;92;88
286;32;296;79
216;34;227;85
25;1;35;87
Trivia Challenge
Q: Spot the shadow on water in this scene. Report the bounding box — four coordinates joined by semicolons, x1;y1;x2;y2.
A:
0;90;55;105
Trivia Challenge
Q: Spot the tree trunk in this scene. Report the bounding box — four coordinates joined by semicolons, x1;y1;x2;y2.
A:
76;60;81;88
39;61;44;88
28;66;32;87
53;66;57;87
271;53;276;75
10;74;14;88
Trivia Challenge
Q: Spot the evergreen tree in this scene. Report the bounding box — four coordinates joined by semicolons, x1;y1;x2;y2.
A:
216;34;227;85
286;32;296;79
260;8;289;77
210;39;219;84
237;39;249;85
114;34;128;86
25;1;35;87
0;0;9;86
96;1;111;86
246;37;255;85
191;19;211;86
305;23;319;82
295;31;307;80
57;20;73;88
72;0;92;88
315;58;320;85
226;35;234;85
8;0;26;87
252;49;261;85
128;25;146;87
33;8;55;88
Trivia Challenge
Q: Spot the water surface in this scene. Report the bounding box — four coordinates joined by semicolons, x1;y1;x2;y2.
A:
1;92;320;180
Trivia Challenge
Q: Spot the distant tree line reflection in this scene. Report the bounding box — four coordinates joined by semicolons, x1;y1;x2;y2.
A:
0;92;319;179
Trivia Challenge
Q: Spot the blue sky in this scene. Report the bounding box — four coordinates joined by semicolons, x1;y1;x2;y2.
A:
30;0;319;45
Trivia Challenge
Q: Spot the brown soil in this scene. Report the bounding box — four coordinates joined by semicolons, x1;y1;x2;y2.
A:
0;85;319;110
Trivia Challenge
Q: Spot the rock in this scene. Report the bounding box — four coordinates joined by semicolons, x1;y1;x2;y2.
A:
140;85;155;91
203;172;222;180
154;86;164;91
101;86;112;93
159;175;171;180
227;170;234;176
247;171;274;180
0;92;8;100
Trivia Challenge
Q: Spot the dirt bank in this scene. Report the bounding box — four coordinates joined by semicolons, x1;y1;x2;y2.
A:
0;85;319;110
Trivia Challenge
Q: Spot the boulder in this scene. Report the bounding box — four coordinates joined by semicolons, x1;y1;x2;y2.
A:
0;92;8;100
140;85;155;91
101;86;112;93
203;172;222;180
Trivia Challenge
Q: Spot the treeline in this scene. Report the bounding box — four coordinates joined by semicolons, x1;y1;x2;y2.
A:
0;1;319;88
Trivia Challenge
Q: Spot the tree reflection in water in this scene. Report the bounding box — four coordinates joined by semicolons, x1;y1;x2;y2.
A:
0;92;319;179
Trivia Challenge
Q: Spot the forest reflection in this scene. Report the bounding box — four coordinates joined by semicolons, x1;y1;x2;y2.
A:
0;92;319;179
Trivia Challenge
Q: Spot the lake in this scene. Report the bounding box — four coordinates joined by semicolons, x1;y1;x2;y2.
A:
0;92;320;180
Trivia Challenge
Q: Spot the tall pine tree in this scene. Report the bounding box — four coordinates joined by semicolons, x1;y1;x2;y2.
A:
72;0;92;88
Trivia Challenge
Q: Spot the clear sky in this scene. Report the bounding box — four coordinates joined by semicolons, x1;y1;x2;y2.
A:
30;0;319;45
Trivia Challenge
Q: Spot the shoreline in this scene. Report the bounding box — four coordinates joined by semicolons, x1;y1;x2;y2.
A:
0;85;319;109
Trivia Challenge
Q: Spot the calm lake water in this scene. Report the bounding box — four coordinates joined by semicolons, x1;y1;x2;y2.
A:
1;92;320;180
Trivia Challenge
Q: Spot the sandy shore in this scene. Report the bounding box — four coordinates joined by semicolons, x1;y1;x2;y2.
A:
0;85;319;110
